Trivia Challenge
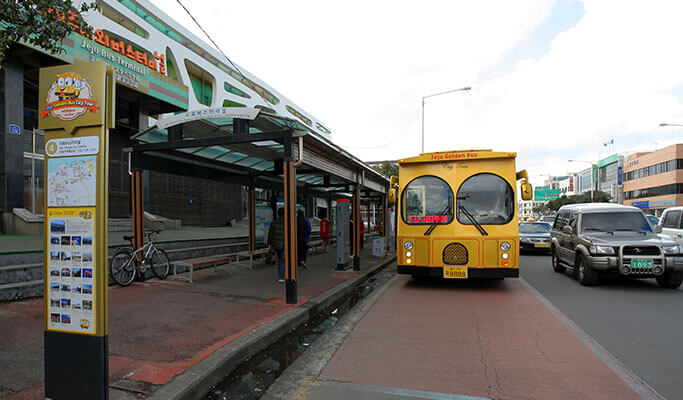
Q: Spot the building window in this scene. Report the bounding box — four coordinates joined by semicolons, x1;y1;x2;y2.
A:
184;59;214;106
224;82;250;98
99;1;149;38
624;158;683;181
23;129;45;214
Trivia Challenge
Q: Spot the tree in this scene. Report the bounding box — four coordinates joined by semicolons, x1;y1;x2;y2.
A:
546;190;611;211
372;161;398;178
0;1;95;64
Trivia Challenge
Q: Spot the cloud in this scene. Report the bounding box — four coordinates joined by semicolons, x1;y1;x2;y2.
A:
147;0;683;186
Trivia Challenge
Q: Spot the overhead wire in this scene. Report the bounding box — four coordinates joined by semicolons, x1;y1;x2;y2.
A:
174;0;272;107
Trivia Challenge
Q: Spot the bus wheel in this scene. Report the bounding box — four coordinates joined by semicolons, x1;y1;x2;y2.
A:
551;248;565;273
577;256;598;286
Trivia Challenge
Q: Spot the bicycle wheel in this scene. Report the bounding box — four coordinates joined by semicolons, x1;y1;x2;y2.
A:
151;248;171;279
110;249;136;286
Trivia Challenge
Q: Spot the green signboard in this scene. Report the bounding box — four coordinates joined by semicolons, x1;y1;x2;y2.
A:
534;186;561;201
598;154;618;168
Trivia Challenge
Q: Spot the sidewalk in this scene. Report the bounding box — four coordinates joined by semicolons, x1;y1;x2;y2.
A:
264;275;661;400
0;241;394;400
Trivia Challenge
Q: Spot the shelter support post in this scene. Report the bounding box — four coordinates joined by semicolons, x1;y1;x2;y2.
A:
283;158;298;304
382;194;388;238
353;185;361;270
131;171;145;256
248;184;256;254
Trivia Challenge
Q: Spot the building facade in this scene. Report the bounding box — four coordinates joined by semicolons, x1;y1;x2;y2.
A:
596;154;624;203
1;0;334;232
623;144;683;216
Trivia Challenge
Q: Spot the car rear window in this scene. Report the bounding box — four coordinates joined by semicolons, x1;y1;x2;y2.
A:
581;212;652;233
520;223;551;233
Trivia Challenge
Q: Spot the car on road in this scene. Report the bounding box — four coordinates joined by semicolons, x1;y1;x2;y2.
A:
659;207;683;246
549;203;683;288
539;215;556;225
519;222;552;254
645;214;659;227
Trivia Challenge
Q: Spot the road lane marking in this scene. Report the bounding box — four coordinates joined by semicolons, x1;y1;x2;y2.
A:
314;380;491;400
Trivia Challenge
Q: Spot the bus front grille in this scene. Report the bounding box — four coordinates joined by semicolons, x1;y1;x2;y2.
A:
443;243;468;265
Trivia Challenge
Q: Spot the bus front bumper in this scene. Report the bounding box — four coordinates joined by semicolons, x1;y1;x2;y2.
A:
398;266;519;279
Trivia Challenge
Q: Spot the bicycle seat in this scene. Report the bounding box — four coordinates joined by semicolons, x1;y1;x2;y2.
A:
123;235;134;241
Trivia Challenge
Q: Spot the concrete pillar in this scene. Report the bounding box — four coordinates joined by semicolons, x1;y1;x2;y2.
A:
0;57;24;232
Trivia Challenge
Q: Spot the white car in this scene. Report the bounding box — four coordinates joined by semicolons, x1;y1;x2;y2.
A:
659;207;683;245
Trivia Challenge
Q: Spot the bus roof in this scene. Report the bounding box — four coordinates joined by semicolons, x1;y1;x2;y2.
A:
398;149;518;165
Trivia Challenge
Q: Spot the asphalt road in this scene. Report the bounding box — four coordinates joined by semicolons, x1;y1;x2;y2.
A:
520;253;683;400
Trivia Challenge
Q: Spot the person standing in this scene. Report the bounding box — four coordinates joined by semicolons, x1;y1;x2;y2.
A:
297;210;311;269
268;208;286;282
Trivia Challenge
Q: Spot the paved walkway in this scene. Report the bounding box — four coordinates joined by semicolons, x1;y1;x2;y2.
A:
0;240;393;399
265;275;661;400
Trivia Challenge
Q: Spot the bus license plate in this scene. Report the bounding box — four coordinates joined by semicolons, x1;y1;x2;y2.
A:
443;267;467;279
632;259;653;269
535;244;549;248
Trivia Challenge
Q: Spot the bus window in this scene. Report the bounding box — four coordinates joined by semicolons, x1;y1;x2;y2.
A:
457;173;514;225
402;176;454;225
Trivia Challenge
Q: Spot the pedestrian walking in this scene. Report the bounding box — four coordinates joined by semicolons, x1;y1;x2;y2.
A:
297;210;311;269
268;208;286;282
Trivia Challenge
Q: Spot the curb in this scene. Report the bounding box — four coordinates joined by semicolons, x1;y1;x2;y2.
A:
145;256;396;400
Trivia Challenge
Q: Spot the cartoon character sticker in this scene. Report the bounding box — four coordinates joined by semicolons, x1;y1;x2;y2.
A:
41;73;98;121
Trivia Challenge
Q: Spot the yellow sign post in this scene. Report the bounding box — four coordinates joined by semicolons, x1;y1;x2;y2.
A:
39;61;114;400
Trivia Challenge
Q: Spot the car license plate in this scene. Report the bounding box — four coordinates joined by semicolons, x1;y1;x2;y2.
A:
535;244;549;248
443;267;467;279
631;259;653;269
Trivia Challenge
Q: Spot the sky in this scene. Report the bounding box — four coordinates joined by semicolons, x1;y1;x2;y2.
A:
148;0;683;187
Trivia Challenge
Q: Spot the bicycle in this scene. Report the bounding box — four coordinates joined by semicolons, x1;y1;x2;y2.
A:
109;230;171;286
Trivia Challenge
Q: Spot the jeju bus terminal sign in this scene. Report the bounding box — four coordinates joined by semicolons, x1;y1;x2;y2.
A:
39;61;115;400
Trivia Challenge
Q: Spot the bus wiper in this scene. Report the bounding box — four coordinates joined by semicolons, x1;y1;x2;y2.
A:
424;205;451;236
459;205;488;236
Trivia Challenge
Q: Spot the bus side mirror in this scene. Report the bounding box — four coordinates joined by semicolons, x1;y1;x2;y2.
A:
521;181;533;201
388;176;398;205
388;188;396;205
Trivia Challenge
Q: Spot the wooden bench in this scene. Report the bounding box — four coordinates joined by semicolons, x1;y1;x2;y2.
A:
173;248;271;283
307;239;325;253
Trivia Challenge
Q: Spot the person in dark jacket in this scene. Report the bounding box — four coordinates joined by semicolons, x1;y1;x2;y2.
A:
268;208;286;281
297;210;312;269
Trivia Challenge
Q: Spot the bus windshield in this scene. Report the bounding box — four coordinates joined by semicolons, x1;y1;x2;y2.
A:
457;173;514;225
402;176;454;225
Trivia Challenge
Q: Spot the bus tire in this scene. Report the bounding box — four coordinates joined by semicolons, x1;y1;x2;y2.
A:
551;248;565;273
577;256;598;286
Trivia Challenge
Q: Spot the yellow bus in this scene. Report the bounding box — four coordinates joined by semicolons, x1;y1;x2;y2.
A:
389;149;532;279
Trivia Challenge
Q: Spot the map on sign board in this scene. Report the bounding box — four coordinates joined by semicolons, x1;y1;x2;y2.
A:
48;156;97;207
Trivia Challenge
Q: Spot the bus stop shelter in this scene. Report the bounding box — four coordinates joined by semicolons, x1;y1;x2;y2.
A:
129;107;389;303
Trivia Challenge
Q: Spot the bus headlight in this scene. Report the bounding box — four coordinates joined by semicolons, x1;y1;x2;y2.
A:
500;242;511;251
406;251;412;258
404;241;413;250
502;253;509;260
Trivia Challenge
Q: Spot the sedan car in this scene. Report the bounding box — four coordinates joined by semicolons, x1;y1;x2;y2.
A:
646;214;659;227
519;222;552;254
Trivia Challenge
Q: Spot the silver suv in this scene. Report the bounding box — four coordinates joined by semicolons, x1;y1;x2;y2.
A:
549;203;683;288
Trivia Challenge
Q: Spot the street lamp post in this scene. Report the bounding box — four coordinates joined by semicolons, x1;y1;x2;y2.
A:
421;86;471;153
569;159;594;203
